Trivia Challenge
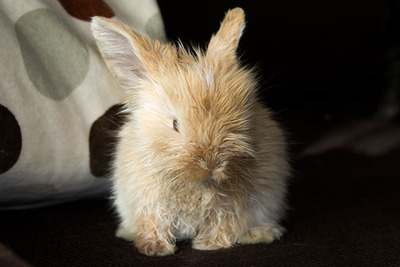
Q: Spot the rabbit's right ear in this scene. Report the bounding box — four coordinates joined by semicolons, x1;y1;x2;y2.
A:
91;17;158;89
207;8;245;63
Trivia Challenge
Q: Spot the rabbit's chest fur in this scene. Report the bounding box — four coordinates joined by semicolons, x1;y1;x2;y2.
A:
163;184;245;240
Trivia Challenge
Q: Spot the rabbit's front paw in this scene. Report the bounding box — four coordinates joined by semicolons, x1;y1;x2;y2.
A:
116;226;135;241
192;239;232;251
135;238;176;256
132;218;176;256
239;223;285;244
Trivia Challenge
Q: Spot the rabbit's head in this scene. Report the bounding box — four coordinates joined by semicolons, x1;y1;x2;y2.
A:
92;8;261;185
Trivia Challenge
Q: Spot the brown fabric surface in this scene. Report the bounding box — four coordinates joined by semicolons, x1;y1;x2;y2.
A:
1;119;399;266
0;242;30;267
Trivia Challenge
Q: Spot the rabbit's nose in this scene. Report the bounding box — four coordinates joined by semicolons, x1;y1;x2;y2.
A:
205;171;215;182
204;158;223;173
202;161;229;183
196;151;226;172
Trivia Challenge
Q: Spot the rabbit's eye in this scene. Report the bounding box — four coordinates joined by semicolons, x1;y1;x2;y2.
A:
173;119;179;132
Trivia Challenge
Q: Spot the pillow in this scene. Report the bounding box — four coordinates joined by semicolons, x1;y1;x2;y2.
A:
0;0;166;209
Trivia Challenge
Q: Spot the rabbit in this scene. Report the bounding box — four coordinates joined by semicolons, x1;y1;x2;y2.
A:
91;8;290;256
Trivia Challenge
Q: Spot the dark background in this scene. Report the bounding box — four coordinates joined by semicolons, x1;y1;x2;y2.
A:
158;0;385;112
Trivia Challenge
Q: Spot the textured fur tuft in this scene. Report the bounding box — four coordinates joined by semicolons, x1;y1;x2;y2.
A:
91;8;290;256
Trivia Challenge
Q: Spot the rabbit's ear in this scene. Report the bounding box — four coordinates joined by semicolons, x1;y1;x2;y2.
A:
91;17;158;89
207;8;245;61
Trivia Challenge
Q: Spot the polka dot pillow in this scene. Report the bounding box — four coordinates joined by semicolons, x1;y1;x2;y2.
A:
0;0;166;209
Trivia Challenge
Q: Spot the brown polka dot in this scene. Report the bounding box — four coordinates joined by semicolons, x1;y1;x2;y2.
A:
0;105;22;174
58;0;114;22
89;104;125;177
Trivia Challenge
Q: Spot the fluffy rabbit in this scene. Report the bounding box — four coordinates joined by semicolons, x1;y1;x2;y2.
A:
91;8;290;256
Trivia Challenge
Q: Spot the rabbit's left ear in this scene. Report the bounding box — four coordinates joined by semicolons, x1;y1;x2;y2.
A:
91;17;162;90
207;8;245;61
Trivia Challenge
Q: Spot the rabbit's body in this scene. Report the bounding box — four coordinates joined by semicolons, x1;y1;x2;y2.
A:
91;8;290;256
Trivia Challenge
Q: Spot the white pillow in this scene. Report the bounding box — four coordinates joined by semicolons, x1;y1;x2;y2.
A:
0;0;166;209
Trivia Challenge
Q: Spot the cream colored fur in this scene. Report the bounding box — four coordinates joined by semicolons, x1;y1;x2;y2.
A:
91;8;290;256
